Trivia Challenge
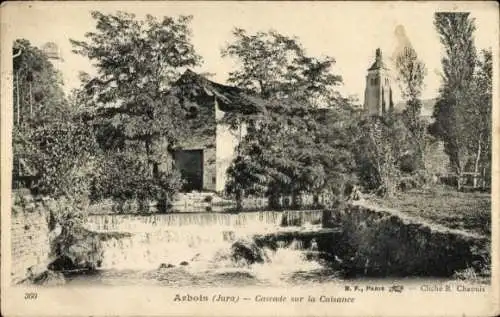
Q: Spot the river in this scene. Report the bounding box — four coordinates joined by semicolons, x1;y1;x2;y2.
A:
67;210;342;287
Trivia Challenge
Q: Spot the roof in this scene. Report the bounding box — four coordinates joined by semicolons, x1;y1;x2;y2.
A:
171;69;267;114
80;70;269;120
367;48;388;71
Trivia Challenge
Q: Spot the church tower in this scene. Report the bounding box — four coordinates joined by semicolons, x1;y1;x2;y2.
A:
363;48;394;116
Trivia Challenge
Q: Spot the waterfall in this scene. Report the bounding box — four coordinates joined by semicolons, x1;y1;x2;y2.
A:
86;210;323;232
85;210;324;271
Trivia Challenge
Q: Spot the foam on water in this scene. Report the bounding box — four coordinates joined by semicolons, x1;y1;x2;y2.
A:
85;211;327;285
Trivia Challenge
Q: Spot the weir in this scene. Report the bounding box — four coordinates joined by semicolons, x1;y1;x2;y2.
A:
84;210;326;271
86;210;324;232
60;204;483;286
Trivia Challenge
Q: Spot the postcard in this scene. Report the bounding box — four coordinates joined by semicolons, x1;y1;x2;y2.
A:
1;1;499;316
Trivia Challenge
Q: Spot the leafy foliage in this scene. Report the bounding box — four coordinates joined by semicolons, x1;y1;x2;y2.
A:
13;39;67;125
222;30;358;207
465;49;493;185
71;11;201;206
430;12;477;177
430;13;492;189
12;39;98;198
71;11;201;94
19;121;99;198
90;149;183;210
394;45;429;171
221;28;343;106
354;115;407;197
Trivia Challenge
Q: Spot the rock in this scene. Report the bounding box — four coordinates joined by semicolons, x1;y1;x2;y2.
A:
216;271;254;279
51;226;103;271
48;256;75;271
230;239;267;265
30;270;65;286
179;261;189;266
159;263;175;269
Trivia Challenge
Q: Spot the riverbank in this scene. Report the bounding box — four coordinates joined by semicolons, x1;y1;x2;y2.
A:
320;202;490;282
362;186;491;236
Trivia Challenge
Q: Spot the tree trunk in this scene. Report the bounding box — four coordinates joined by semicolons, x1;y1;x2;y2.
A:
144;138;154;177
29;82;33;119
456;166;463;191
292;191;301;209
235;189;243;211
473;137;482;188
16;71;20;125
482;166;487;189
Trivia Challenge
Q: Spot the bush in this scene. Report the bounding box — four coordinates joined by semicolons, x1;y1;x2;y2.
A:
15;121;99;198
91;150;183;212
354;116;405;197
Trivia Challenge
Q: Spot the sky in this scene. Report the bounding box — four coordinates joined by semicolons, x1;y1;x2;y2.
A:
4;1;498;104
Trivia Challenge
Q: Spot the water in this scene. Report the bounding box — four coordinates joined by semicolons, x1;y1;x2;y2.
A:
69;211;339;287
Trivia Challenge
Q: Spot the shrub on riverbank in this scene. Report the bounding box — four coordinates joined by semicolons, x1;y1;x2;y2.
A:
90;150;184;213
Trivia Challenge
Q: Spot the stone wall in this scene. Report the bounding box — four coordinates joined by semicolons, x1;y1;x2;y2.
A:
10;193;51;284
215;101;241;193
322;202;490;277
177;99;217;191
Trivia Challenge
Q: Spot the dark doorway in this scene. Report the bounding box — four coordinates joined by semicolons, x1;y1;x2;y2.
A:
174;149;204;191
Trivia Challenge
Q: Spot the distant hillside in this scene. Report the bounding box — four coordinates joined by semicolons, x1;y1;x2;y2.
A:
394;98;437;118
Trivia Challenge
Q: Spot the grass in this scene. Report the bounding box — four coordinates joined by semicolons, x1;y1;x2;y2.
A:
364;185;491;237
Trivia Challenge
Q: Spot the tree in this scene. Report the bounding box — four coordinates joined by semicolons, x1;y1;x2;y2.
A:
226;99;358;208
467;49;492;187
12;39;67;127
222;29;357;208
20;120;99;198
355;115;407;197
221;28;343;106
394;46;428;170
395;46;426;124
12;39;98;198
430;12;477;189
71;11;201;208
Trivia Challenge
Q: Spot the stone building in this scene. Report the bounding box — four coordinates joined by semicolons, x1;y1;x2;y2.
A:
170;70;265;193
363;48;394;115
